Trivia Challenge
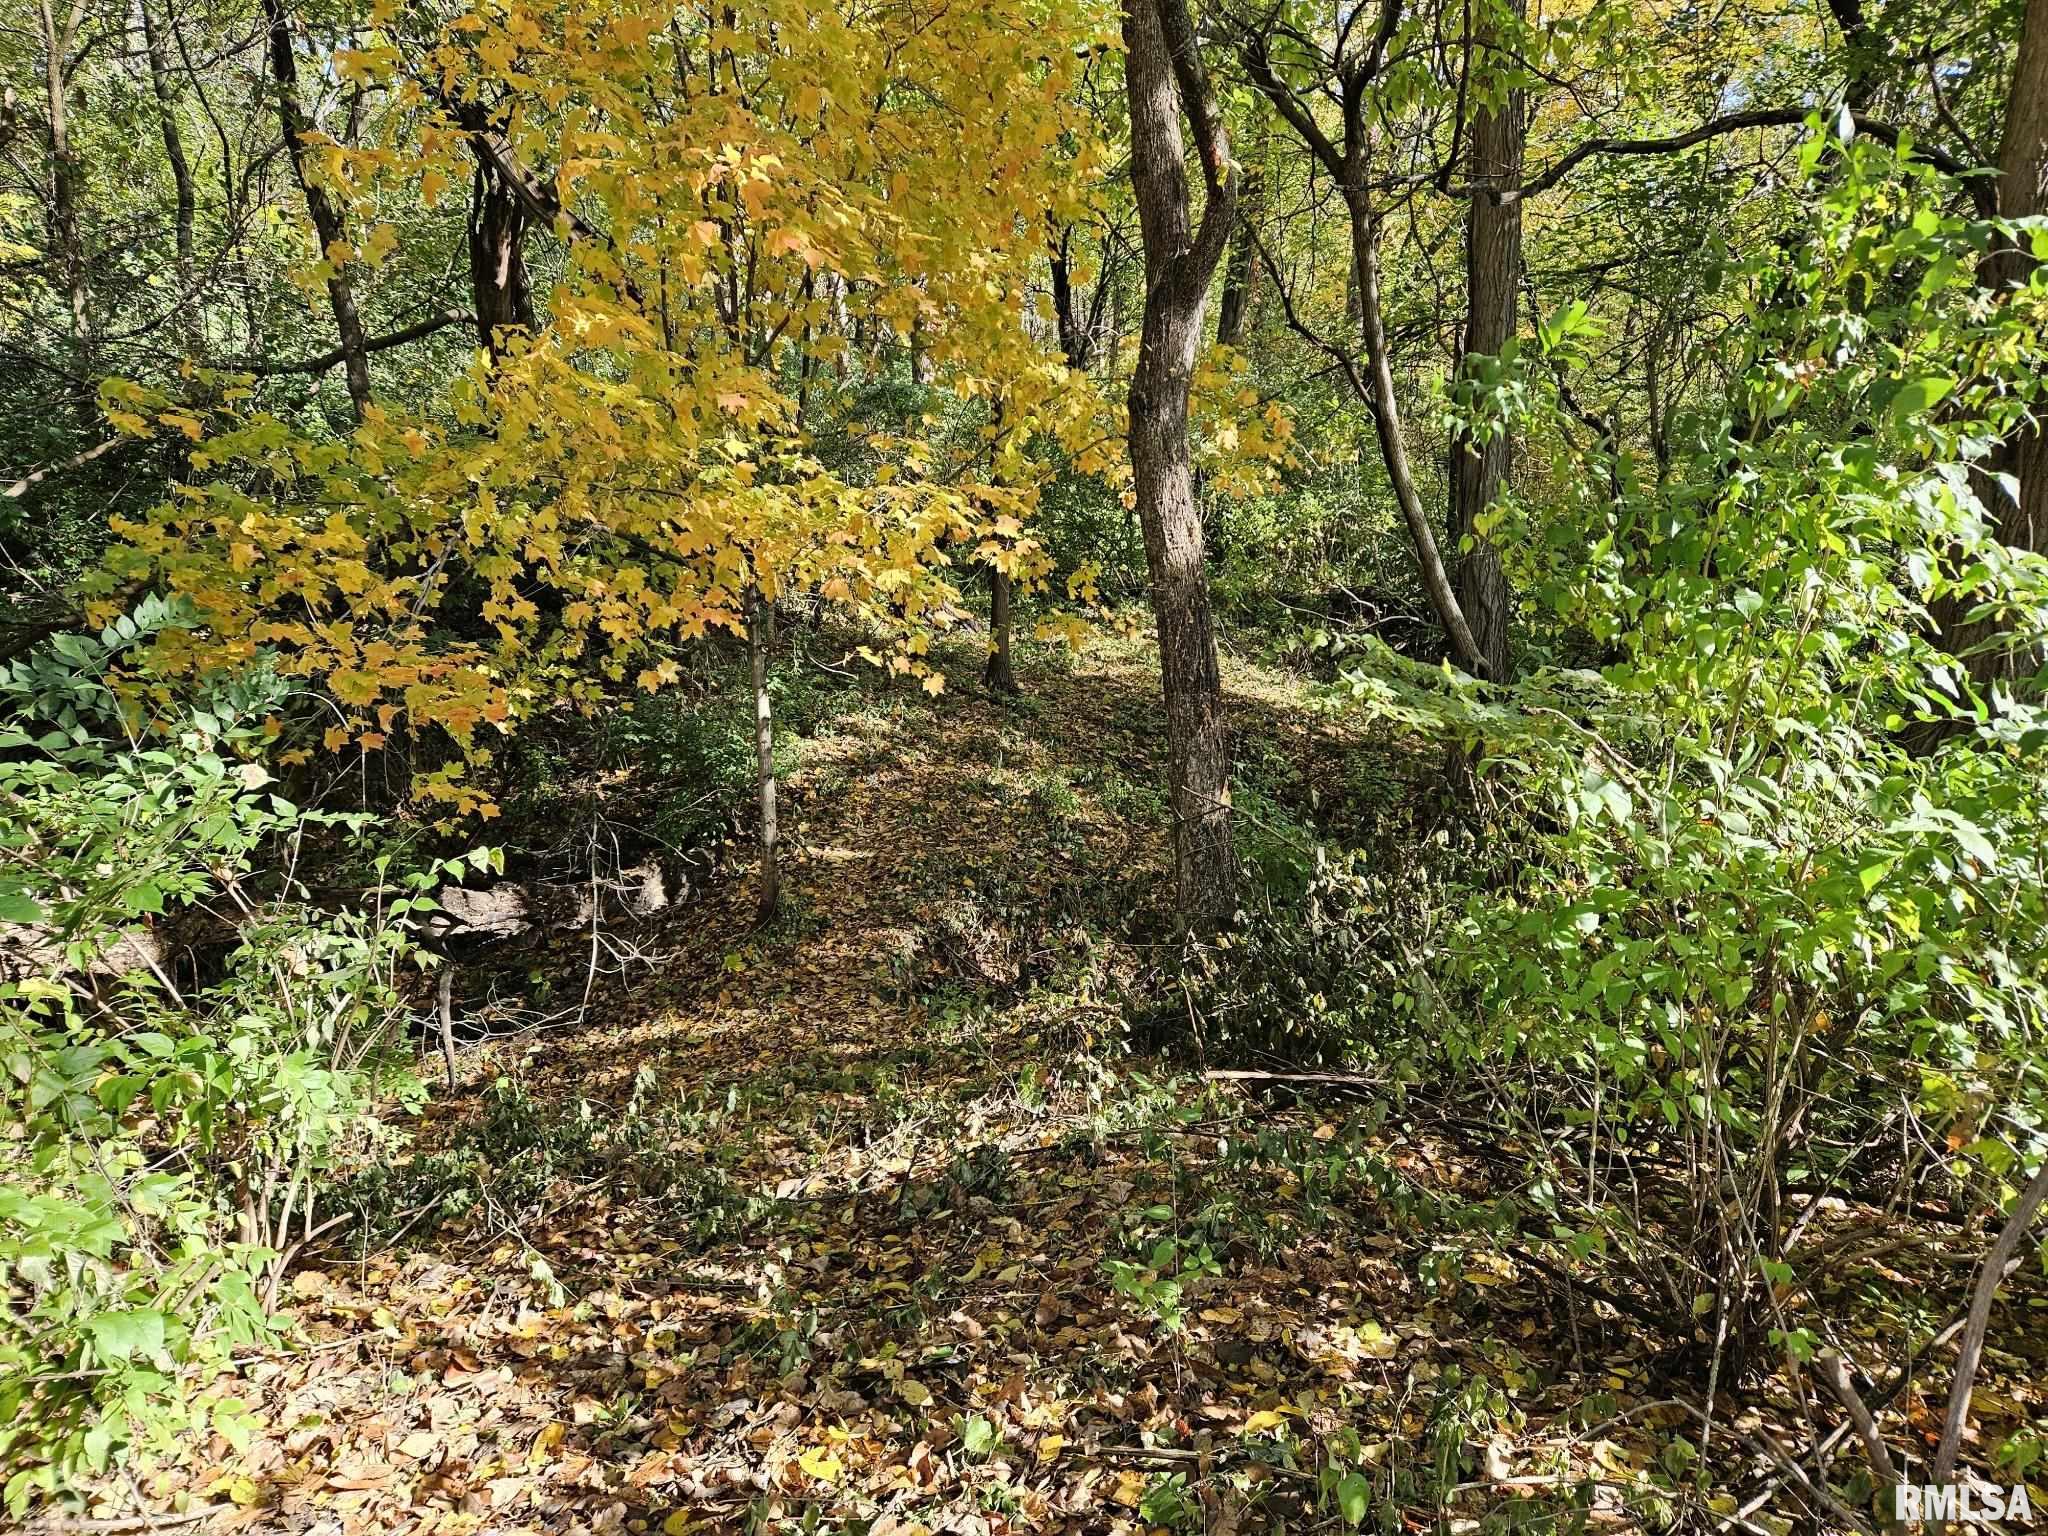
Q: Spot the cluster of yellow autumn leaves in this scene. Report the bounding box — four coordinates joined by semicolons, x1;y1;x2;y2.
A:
87;0;1294;815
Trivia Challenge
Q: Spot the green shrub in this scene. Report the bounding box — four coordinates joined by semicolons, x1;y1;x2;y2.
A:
0;603;462;1513
1329;136;2048;1362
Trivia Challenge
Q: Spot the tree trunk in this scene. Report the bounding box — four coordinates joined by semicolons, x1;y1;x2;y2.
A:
1216;121;1266;349
1050;224;1091;371
1236;27;1492;680
984;567;1018;694
139;0;198;354
468;158;535;362
1448;1;1524;683
1987;0;2048;578
1214;167;1260;348
1348;196;1493;676
748;587;781;923
981;399;1021;695
909;299;932;384
1123;0;1239;934
262;0;372;421
37;0;92;422
1825;0;1881;111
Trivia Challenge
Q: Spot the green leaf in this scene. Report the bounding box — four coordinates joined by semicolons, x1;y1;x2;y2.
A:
960;1415;997;1456
1337;1471;1370;1526
87;1309;166;1363
83;1423;116;1472
0;892;44;924
1888;375;1955;430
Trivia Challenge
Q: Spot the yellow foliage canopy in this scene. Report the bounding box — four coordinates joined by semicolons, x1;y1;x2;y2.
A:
93;0;1117;814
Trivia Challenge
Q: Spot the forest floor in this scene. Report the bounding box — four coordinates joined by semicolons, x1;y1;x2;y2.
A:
72;631;2038;1536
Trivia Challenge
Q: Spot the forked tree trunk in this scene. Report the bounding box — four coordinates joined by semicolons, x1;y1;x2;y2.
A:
1237;27;1492;680
1348;197;1492;676
748;587;781;923
1448;0;1524;684
1123;0;1239;933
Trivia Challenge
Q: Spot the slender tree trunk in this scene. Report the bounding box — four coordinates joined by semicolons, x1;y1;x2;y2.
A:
1989;0;2048;553
139;0;198;353
1448;0;1525;683
748;587;781;923
436;962;458;1090
982;398;1021;696
1214;168;1261;348
909;299;932;384
262;0;371;421
37;0;92;422
1216;122;1266;349
1825;0;1881;111
984;567;1018;694
1123;0;1239;933
1050;224;1091;371
1348;197;1493;676
1238;27;1493;679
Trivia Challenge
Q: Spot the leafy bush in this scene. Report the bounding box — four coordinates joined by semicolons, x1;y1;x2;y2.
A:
1330;135;2048;1363
0;604;455;1512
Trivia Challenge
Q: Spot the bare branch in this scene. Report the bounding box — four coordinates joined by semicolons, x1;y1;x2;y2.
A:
1933;1158;2048;1487
1479;107;1991;212
4;435;125;500
232;309;474;378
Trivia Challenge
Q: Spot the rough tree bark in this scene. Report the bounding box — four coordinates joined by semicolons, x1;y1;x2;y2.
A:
1448;0;1525;683
262;0;372;421
1123;0;1239;932
748;586;781;923
468;158;535;362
